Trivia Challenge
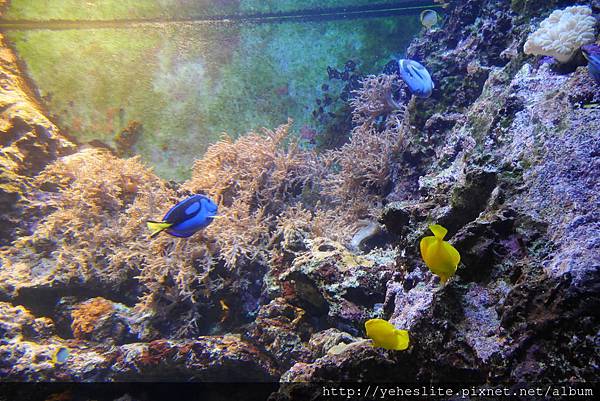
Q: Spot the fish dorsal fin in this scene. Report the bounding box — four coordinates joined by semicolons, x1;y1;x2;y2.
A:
429;224;447;240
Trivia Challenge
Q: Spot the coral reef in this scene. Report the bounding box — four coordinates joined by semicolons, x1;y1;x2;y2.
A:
0;0;599;396
0;148;170;297
71;297;116;340
349;74;406;125
524;5;597;62
183;120;320;269
0;301;277;382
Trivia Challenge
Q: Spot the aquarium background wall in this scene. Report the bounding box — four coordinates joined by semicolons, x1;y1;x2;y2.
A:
0;0;599;399
1;0;421;179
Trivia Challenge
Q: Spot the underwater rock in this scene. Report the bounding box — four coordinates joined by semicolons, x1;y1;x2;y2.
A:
0;301;55;341
280;339;417;384
69;297;139;345
274;0;600;388
278;238;396;334
499;63;600;288
0;301;98;381
307;328;359;359
0;34;75;244
0;299;277;381
407;0;513;109
439;166;498;234
423;112;464;138
379;201;412;236
450;208;521;282
243;298;313;373
112;335;278;381
2;314;278;382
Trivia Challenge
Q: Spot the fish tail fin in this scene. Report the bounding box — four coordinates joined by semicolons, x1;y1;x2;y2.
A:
429;224;448;240
147;220;172;238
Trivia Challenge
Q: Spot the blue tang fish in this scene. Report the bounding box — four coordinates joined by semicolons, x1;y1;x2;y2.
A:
582;44;600;85
147;194;218;238
398;59;435;98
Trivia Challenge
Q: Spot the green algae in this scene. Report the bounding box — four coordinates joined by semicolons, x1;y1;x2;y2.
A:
4;0;236;20
5;0;399;21
239;0;385;14
5;15;418;180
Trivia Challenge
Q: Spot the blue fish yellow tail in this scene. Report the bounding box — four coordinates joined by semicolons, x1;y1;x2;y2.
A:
147;221;172;238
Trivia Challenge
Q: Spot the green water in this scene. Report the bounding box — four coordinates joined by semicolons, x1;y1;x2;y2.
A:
3;0;382;20
2;1;422;180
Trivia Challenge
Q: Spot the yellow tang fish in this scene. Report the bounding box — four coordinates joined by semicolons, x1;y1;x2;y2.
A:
420;224;460;283
365;318;410;351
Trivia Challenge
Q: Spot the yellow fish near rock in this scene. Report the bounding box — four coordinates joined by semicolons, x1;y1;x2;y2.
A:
420;224;461;284
365;318;410;351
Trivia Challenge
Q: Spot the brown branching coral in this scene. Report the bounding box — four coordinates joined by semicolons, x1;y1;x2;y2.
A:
350;74;407;126
3;148;171;286
1;148;221;337
316;74;410;242
2;73;411;339
183;119;321;268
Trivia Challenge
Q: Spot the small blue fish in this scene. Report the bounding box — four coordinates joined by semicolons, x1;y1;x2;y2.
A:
147;194;218;238
398;59;435;98
582;44;600;85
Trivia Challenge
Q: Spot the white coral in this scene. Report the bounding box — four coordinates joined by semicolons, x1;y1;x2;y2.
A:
524;5;597;63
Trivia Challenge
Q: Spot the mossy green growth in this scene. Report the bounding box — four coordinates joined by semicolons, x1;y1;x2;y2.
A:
7;15;418;180
510;0;559;17
4;0;237;20
5;0;420;20
240;0;379;14
510;0;525;14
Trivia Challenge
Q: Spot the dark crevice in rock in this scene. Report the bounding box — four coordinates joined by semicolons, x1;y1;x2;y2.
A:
440;168;498;234
11;284;138;319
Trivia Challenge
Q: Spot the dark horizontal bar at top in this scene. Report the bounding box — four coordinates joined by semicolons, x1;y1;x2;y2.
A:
0;1;446;31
